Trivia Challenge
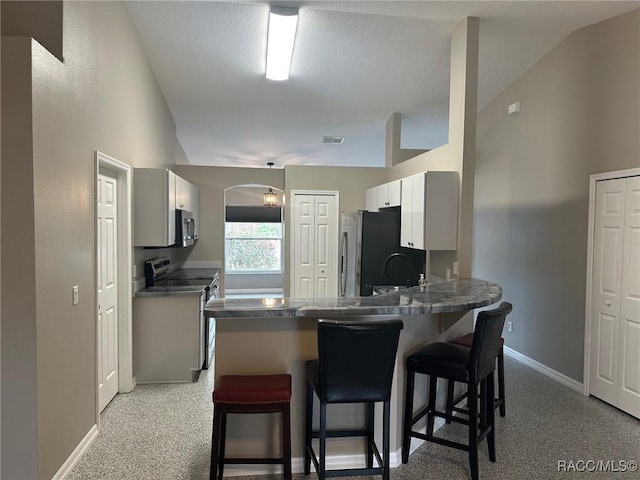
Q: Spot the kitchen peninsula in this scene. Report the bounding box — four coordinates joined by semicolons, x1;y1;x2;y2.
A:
204;278;501;474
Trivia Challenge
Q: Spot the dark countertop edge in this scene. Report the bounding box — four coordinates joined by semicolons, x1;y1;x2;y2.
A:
135;286;207;298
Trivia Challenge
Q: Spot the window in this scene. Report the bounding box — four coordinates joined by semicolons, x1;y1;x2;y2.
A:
225;222;283;273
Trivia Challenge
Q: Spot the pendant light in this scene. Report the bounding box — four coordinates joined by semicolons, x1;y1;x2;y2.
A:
263;162;278;207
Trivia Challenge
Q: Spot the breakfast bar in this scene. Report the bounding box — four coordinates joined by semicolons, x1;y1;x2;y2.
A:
204;278;502;474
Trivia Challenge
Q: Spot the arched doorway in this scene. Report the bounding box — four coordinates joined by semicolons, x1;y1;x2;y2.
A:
223;185;284;298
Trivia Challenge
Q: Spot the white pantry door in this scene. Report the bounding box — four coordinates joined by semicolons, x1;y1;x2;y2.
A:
590;176;640;418
98;169;119;412
291;192;338;298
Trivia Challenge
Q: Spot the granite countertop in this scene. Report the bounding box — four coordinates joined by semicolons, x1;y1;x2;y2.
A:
135;285;207;297
204;278;502;318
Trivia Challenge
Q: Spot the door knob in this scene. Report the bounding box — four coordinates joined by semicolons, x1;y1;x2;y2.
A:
605;300;612;306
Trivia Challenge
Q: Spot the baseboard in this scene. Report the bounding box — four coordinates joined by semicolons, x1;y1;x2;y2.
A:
220;418;447;476
52;425;98;480
503;346;583;393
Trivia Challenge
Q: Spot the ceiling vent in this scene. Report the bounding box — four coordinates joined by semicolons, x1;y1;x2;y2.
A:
322;136;345;144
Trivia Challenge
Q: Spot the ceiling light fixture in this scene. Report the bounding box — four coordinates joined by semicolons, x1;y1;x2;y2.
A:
263;162;278;207
265;7;298;81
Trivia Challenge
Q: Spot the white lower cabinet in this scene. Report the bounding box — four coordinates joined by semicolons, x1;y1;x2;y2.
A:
400;171;459;250
133;292;205;383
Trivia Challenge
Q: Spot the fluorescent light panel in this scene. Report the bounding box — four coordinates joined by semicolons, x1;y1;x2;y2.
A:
266;8;298;81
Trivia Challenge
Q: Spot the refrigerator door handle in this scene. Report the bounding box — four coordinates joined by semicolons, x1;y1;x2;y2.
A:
340;231;347;296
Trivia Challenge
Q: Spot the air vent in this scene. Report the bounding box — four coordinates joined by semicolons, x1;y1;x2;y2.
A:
322;136;345;144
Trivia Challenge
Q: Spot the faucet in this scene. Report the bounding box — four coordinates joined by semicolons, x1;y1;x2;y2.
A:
380;253;413;287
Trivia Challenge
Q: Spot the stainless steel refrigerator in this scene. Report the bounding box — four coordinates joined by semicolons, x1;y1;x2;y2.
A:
340;209;426;297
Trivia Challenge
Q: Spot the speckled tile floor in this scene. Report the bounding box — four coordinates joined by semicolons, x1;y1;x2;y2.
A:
67;357;639;480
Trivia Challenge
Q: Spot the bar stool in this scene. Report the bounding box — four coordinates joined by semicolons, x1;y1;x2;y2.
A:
304;319;404;480
210;374;292;480
446;333;506;423
402;302;512;480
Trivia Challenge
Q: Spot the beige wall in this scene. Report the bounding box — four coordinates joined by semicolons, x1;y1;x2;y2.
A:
2;37;39;480
283;165;389;294
1;1;186;477
173;165;285;268
473;9;639;381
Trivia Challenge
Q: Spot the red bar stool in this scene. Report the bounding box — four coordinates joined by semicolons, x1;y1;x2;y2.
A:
210;374;292;480
446;333;506;422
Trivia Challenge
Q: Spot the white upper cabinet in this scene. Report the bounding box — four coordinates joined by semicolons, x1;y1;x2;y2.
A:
365;186;378;211
400;171;459;250
134;168;199;247
366;180;402;212
376;180;402;210
378;180;402;209
175;175;191;211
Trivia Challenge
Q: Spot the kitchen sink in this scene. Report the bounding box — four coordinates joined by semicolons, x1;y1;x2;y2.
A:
372;285;408;295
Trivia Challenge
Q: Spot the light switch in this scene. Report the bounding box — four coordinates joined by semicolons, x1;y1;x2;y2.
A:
72;285;79;305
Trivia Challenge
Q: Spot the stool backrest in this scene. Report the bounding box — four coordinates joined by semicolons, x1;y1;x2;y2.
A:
467;302;513;383
317;319;404;403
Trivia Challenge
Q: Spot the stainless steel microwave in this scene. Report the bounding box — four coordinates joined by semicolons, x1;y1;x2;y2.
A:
175;209;196;247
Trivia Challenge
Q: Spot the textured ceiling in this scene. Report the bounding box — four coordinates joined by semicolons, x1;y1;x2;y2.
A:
124;1;639;168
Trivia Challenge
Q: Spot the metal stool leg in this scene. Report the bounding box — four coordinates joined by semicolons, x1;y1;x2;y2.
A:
402;370;415;463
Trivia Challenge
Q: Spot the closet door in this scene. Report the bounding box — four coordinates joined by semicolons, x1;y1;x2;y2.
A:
617;176;640;417
590;178;626;406
291;192;339;299
590;175;640;419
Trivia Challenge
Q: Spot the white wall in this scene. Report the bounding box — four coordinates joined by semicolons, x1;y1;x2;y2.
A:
473;9;639;381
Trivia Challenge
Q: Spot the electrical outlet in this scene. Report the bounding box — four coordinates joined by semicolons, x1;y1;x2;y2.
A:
133;264;137;279
72;285;79;306
507;321;513;333
452;261;458;275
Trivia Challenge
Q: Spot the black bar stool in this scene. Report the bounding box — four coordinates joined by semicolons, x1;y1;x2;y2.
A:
210;374;292;480
304;319;404;480
446;333;506;423
402;302;513;480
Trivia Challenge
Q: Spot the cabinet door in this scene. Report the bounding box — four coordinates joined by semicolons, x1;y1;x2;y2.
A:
411;174;426;250
190;182;200;238
377;183;389;209
387;180;402;207
133;168;176;247
175;175;191;211
400;177;413;248
366;187;378;212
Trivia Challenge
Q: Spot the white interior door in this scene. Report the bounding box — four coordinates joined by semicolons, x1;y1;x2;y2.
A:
590;176;640;418
313;195;337;297
292;194;315;298
618;176;640;417
291;192;338;298
98;169;119;412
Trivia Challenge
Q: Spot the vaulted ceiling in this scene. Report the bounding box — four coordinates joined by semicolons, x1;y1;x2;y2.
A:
125;1;638;168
